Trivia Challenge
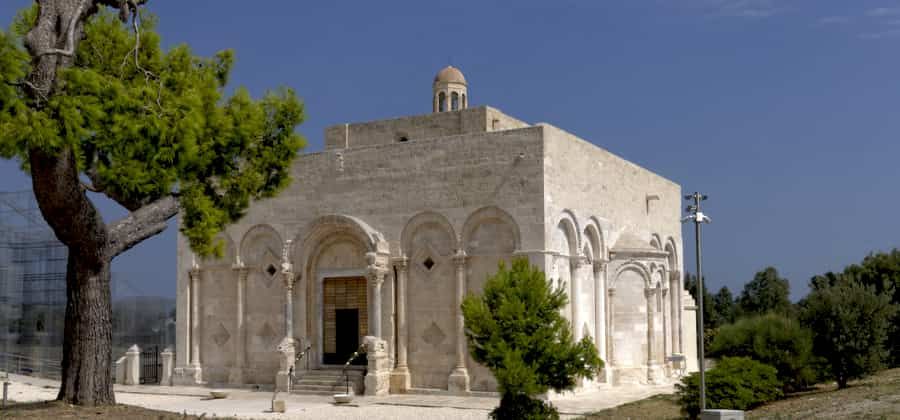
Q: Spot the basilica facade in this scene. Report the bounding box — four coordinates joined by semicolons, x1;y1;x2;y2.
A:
174;66;699;395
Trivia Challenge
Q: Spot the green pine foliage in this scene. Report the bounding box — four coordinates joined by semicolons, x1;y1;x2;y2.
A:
676;356;783;419
738;267;792;316
0;8;305;257
709;313;815;392
461;258;602;419
799;274;896;388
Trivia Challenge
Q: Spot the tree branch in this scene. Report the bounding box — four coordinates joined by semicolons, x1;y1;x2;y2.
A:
106;194;180;259
34;0;88;58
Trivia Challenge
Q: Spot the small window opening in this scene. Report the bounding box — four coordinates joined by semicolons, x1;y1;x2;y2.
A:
423;257;435;271
438;92;446;112
451;92;459;111
266;264;278;277
399;136;409;143
462;94;467;109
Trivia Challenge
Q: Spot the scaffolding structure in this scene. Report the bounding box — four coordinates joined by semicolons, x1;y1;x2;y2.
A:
0;190;176;376
0;190;67;362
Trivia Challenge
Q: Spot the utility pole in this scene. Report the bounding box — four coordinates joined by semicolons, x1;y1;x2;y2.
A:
684;192;711;411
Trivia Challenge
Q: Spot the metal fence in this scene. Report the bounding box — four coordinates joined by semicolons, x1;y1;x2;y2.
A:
0;352;61;380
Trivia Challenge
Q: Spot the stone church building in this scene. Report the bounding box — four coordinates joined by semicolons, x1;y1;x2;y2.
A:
174;66;699;395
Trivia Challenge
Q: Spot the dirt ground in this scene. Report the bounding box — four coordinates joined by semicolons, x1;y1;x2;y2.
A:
582;368;900;420
0;400;236;419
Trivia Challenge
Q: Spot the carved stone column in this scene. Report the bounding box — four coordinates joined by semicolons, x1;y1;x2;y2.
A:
645;287;664;384
366;252;388;339
593;260;607;381
606;287;616;368
229;262;249;385
571;256;588;341
189;268;202;369
276;240;297;392
390;256;411;392
448;249;470;393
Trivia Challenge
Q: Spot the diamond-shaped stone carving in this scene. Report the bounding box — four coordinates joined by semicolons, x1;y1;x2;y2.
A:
212;322;231;346
423;257;435;271
422;322;446;348
259;322;278;346
260;248;280;288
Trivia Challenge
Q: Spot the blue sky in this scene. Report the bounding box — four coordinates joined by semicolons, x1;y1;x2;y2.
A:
1;0;898;299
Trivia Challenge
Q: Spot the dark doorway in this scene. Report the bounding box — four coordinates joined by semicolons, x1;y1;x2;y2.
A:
322;276;368;365
336;309;359;360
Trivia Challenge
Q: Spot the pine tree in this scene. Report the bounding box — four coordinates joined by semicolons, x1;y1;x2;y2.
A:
0;3;304;405
462;258;602;419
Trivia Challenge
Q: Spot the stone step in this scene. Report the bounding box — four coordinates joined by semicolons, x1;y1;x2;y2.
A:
292;384;347;391
295;378;345;386
290;389;339;396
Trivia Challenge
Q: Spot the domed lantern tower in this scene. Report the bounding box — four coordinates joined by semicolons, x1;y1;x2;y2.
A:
433;66;467;113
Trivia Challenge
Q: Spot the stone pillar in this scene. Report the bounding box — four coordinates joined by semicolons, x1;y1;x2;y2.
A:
366;253;388;339
114;356;126;384
606;287;616;383
364;336;391;396
229;263;249;385
173;265;204;385
448;249;470;393
390;256;411;392
571;257;586;341
645;287;664;384
593;260;607;381
188;268;203;382
662;287;670;361
125;344;140;386
161;347;174;386
276;241;297;392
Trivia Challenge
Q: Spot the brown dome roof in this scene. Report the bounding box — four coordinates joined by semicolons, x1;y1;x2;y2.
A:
434;66;467;85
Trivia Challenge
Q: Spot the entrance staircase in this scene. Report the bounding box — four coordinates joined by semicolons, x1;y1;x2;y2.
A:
291;368;364;396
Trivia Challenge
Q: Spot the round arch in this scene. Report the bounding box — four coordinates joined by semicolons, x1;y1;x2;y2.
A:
239;224;283;268
400;211;457;256
461;206;522;252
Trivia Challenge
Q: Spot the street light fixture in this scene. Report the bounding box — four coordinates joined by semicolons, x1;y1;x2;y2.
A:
684;192;711;411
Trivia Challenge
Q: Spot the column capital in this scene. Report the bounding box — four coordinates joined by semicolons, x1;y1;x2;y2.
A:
608;288;616;297
392;256;409;269
282;271;298;290
189;268;202;281
644;287;658;298
593;259;608;273
572;255;590;269
452;249;468;265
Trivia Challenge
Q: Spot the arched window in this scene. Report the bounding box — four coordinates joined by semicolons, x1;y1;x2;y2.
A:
451;92;459;111
438;92;446;112
462;94;467;109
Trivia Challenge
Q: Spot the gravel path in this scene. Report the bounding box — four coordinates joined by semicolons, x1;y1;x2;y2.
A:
2;373;674;420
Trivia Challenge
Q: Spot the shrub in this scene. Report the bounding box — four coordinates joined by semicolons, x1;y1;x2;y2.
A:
709;313;815;392
676;357;783;419
491;394;559;420
799;275;896;388
462;258;602;420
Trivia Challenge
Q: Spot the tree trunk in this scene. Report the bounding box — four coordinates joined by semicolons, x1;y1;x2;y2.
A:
57;254;114;405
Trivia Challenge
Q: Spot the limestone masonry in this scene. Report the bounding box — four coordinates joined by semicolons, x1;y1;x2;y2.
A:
175;66;699;395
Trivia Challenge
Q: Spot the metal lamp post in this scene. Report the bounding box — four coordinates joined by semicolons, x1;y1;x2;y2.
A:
684;192;711;411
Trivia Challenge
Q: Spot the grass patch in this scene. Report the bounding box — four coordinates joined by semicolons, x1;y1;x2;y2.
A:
0;400;236;419
579;368;900;420
580;394;681;419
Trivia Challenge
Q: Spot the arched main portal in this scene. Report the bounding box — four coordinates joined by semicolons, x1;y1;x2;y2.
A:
293;215;388;368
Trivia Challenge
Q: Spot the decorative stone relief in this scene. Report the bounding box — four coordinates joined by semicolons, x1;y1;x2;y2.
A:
212;323;231;346
422;322;446;348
